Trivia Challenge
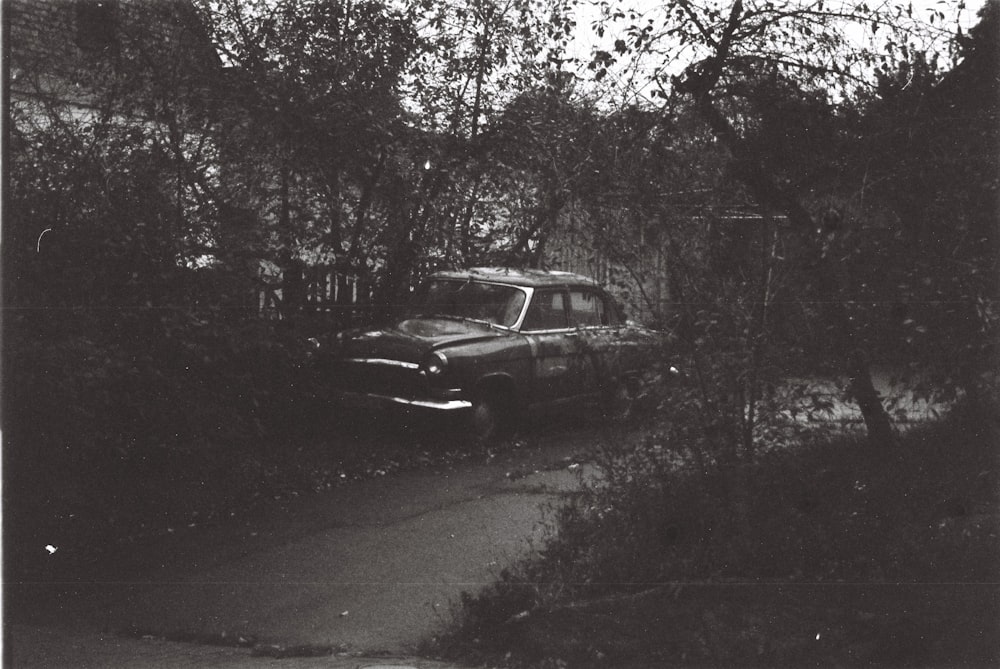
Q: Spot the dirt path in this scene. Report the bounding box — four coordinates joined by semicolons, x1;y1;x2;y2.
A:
6;428;601;667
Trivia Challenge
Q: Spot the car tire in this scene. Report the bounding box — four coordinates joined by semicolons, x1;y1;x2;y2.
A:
470;390;512;444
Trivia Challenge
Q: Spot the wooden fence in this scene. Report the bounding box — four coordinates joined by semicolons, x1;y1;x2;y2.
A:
259;265;375;329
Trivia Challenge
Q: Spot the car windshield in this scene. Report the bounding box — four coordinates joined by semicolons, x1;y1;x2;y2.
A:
405;279;527;328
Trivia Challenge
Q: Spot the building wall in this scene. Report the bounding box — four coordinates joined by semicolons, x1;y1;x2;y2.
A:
545;204;672;326
8;0;220;113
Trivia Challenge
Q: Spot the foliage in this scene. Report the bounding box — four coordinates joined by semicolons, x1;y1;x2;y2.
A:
574;0;984;446
842;2;999;398
589;0;962;97
198;0;578;308
198;0;419;272
435;409;1000;667
4;25;325;575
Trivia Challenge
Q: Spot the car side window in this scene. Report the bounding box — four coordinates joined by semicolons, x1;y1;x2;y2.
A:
522;290;568;331
569;289;618;327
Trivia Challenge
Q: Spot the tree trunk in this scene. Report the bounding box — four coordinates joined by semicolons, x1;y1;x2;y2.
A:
847;350;896;447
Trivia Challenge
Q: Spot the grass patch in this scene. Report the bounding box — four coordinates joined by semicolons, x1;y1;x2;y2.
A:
429;409;999;667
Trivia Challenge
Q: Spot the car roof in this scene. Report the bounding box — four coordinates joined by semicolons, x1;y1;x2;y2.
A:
428;267;601;288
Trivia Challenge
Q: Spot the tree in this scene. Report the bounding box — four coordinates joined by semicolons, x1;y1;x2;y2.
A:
484;77;608;266
3;0;265;539
843;1;999;411
582;0;971;447
369;0;577;299
198;0;419;318
199;0;583;316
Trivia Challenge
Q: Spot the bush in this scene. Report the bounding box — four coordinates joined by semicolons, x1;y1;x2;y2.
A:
436;407;999;667
3;305;328;575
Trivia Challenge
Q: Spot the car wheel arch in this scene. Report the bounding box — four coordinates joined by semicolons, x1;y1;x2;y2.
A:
474;373;518;404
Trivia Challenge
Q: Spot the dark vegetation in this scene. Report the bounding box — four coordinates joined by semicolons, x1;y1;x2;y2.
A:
431;408;999;668
3;0;998;661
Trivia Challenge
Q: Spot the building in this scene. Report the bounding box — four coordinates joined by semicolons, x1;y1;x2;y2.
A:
8;0;221;120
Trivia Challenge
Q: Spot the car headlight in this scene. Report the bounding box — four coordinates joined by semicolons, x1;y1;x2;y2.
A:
304;337;321;359
422;350;449;376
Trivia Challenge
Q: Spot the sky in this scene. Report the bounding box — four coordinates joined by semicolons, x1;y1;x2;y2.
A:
559;0;986;105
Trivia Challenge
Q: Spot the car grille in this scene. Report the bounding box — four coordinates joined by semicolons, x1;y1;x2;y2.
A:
332;358;426;398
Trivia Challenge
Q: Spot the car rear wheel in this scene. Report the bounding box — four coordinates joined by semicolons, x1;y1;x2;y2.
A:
604;375;639;422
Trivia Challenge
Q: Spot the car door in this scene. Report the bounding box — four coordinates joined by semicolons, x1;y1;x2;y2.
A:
568;287;625;392
520;288;585;402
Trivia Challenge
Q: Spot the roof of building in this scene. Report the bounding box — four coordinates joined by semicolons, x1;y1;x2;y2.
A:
429;267;601;288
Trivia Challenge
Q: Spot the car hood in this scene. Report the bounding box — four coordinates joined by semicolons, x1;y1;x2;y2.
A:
339;317;508;363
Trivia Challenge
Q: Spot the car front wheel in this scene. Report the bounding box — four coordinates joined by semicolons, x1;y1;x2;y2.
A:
470;389;512;444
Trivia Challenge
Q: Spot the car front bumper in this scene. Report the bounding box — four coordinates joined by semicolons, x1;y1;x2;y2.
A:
338;391;472;411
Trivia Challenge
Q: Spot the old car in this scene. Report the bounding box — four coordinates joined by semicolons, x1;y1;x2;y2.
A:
316;267;671;440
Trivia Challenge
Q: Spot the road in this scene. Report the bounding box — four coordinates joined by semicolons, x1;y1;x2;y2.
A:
6;426;601;668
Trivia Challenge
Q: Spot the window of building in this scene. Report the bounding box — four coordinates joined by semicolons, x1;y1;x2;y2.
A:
76;0;119;55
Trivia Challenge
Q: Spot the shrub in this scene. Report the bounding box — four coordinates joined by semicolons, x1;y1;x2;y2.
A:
437;406;999;667
3;304;328;574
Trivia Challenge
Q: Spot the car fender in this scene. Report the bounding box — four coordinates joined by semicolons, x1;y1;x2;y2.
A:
435;336;533;399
